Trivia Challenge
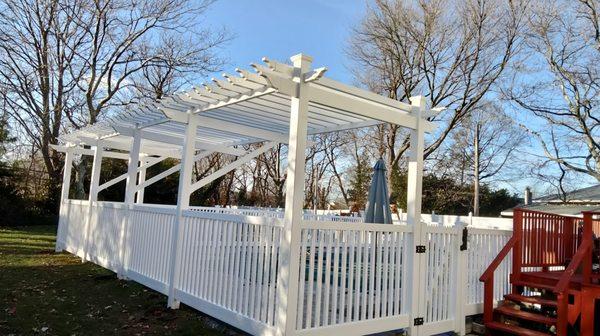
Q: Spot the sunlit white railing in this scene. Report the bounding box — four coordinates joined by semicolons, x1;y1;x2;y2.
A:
295;220;411;335
176;210;283;330
125;204;177;293
57;200;514;336
57;199;89;258
465;228;512;314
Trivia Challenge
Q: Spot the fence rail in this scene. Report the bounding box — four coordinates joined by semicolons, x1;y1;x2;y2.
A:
57;200;514;336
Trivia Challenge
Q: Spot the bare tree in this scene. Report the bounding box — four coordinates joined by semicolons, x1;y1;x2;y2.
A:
349;0;527;196
508;0;600;181
323;132;353;206
530;160;573;203
0;0;83;205
256;144;287;207
64;0;226;125
130;31;230;101
434;102;525;215
0;0;228;208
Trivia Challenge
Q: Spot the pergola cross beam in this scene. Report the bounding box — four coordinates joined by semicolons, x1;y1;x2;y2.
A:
153;109;289;144
97;156;167;193
112;125;246;156
188;141;277;194
135;151;212;192
75;136;181;158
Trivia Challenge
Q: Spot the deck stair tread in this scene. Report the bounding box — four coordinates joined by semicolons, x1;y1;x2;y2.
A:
520;272;583;290
485;321;552;336
512;280;556;291
495;305;557;325
504;293;557;307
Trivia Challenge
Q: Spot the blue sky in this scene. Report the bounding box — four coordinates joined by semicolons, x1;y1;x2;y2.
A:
200;1;596;197
203;0;367;84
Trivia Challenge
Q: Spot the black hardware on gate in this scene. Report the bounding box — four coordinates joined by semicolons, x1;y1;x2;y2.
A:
416;245;426;253
460;227;468;251
414;317;424;326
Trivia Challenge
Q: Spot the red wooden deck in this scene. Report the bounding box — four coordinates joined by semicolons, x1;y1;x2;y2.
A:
480;210;600;336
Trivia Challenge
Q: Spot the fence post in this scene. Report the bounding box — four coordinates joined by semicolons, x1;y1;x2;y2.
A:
564;217;574;262
583;212;593;285
136;157;147;204
118;128;141;279
511;209;522;289
454;223;467;335
167;114;199;309
406;96;426;336
56;146;74;252
276;53;311;336
82;141;104;262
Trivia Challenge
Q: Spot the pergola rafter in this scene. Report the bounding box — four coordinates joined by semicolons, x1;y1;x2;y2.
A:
56;52;435;156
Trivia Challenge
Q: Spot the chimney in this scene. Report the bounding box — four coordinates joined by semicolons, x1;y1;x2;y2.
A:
524;187;532;205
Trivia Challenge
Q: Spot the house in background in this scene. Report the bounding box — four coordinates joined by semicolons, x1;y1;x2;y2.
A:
501;184;600;217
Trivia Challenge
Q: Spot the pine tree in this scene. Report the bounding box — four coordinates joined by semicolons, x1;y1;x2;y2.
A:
347;154;372;210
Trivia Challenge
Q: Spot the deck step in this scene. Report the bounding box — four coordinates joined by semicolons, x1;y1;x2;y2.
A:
495;305;557;325
485;321;552;336
512;280;556;291
504;293;557;307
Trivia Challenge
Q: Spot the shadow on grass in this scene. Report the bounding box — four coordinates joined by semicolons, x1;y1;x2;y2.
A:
0;225;248;336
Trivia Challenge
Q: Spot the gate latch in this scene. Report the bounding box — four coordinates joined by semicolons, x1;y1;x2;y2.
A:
416;245;426;253
414;317;424;326
460;227;468;251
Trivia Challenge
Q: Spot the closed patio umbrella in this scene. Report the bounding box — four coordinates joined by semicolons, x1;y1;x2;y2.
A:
364;158;392;224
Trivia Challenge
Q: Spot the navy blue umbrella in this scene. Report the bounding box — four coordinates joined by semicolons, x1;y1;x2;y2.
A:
364;158;392;224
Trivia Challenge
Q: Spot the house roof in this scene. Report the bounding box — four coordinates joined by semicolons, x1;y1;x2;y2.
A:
534;184;600;203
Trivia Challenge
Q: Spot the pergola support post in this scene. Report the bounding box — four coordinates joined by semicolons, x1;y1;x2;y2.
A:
55;146;74;252
276;53;312;335
136;160;147;204
406;96;426;336
118;128;142;278
82;142;104;262
167;114;199;309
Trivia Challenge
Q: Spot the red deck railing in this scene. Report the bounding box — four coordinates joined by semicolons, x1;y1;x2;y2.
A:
480;209;599;333
518;210;578;268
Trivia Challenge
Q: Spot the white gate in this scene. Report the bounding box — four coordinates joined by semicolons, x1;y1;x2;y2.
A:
411;224;512;335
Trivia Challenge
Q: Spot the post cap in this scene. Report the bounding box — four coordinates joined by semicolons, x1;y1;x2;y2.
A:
290;53;313;65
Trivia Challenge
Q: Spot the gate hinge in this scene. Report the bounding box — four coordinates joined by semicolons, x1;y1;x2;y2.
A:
416;245;426;253
414;317;424;326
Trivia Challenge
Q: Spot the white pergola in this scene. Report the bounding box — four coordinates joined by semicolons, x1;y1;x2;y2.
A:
54;53;441;336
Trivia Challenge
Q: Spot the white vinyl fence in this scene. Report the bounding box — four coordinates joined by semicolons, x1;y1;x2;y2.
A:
56;200;513;336
294;221;412;335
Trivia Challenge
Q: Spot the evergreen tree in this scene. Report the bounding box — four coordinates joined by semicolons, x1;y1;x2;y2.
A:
390;167;519;216
0;118;29;225
347;154;372;209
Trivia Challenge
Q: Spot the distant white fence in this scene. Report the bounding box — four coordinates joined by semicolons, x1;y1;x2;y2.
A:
56;200;513;336
420;213;512;230
190;206;364;223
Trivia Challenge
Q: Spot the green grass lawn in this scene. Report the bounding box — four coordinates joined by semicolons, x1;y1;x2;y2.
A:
0;225;245;335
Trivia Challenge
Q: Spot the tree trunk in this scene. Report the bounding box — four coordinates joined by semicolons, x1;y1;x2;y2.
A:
74;159;87;199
